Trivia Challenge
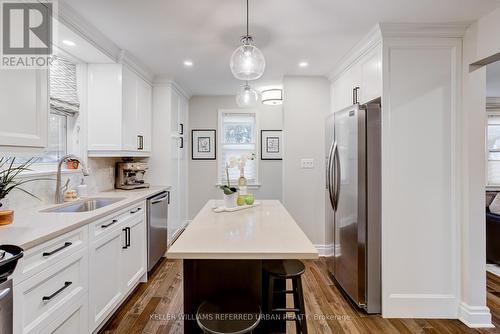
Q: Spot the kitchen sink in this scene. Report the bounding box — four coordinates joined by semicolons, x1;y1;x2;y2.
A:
42;197;126;213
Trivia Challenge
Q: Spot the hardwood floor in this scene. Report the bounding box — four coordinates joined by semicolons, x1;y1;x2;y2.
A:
100;259;500;334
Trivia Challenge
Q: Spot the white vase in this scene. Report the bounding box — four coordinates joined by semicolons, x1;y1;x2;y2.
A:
223;193;237;208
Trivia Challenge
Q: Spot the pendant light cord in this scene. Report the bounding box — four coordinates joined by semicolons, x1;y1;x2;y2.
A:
246;0;249;38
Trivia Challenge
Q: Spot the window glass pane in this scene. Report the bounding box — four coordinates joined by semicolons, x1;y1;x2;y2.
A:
219;112;258;184
488;116;500;150
223;113;255;144
39;113;67;163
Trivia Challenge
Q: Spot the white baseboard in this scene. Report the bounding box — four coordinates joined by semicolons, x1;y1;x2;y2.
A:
459;302;494;328
315;244;334;257
383;294;459;318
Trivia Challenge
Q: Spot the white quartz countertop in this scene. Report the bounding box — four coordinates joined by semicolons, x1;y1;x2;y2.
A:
167;200;319;260
0;186;170;250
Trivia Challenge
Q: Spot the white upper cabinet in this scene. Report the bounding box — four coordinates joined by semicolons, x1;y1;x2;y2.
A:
0;69;48;152
87;63;152;157
359;43;382;104
331;43;382;111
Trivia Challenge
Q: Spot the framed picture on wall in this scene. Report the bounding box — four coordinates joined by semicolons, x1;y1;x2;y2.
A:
192;129;216;160
261;130;283;160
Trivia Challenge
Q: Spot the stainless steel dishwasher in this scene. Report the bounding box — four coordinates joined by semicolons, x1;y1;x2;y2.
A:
147;191;169;272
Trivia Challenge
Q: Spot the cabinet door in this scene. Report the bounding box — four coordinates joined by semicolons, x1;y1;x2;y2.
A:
168;90;181;243
332;64;361;112
87;64;123;151
0;69;48;149
178;95;188;228
89;229;123;330
122;65;138;151
121;218;146;292
137;78;152;152
359;44;382;104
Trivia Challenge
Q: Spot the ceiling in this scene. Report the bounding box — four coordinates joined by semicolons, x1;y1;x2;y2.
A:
487;61;500;97
61;0;500;96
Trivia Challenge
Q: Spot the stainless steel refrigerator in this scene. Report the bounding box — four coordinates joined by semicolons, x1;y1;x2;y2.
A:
325;101;382;313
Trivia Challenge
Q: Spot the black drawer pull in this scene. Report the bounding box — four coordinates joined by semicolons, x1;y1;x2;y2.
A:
42;281;72;301
43;242;72;257
122;228;130;249
101;219;118;228
130;208;142;214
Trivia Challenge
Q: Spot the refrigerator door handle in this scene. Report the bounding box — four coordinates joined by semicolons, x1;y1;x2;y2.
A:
327;141;337;211
334;143;341;209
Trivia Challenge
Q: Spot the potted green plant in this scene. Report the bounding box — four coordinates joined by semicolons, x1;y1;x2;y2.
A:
0;157;43;225
219;159;238;208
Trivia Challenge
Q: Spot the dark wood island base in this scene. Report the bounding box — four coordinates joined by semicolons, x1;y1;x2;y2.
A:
183;259;286;334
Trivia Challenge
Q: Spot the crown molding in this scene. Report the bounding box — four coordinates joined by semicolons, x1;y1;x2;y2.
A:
328;22;472;83
379;22;472;38
59;2;155;85
328;24;382;81
153;76;191;100
487;97;500;110
118;50;154;84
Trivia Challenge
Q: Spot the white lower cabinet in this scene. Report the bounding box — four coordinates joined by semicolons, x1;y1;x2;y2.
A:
89;227;124;329
121;217;147;292
88;202;147;332
13;248;88;334
13;201;148;334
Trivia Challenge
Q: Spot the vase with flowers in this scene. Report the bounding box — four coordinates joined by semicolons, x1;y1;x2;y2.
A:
219;159;239;208
0;157;45;225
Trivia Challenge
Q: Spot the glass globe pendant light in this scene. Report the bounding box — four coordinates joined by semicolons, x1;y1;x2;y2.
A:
236;81;260;107
230;0;266;81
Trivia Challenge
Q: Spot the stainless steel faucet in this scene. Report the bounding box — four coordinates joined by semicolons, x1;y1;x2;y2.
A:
55;154;90;204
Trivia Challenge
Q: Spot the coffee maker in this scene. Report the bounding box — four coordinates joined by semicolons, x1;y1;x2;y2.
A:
115;161;150;190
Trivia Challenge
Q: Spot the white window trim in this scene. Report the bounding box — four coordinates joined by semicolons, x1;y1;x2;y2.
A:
486;109;500;189
217;109;260;186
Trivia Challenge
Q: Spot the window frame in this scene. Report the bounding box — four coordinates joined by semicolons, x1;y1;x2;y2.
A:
217;109;260;186
486;110;500;188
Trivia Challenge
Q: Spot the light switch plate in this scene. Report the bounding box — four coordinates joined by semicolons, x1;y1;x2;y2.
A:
301;159;314;169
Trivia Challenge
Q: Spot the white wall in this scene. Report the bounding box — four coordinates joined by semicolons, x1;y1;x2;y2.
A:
282;76;330;246
188;95;283;220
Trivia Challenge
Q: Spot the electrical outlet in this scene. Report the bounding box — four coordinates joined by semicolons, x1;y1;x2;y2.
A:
301;159;314;169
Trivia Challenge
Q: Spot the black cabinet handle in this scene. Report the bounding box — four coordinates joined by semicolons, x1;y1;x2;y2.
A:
179;137;184;149
137;135;144;150
122;228;129;249
130;208;142;214
101;219;118;229
179;123;184;135
42;281;72;301
126;227;131;247
43;242;72;257
352;87;360;104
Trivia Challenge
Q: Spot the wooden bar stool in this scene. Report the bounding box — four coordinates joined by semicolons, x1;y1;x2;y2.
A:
263;260;308;334
196;293;261;334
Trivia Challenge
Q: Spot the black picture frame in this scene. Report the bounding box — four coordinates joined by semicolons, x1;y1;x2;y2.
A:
192;129;216;160
261;130;283;160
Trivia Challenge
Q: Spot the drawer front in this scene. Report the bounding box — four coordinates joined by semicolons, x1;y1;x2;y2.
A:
39;298;88;334
13;227;88;284
91;201;145;240
13;248;88;334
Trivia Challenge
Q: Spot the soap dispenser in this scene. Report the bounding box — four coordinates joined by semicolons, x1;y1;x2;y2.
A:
77;178;88;198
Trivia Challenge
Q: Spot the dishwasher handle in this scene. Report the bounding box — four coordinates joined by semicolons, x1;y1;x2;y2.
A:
150;192;169;205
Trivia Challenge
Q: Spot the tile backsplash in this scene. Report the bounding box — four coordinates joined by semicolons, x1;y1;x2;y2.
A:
4;157;120;211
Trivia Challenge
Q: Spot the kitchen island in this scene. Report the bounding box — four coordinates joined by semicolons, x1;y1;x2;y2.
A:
167;200;318;333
